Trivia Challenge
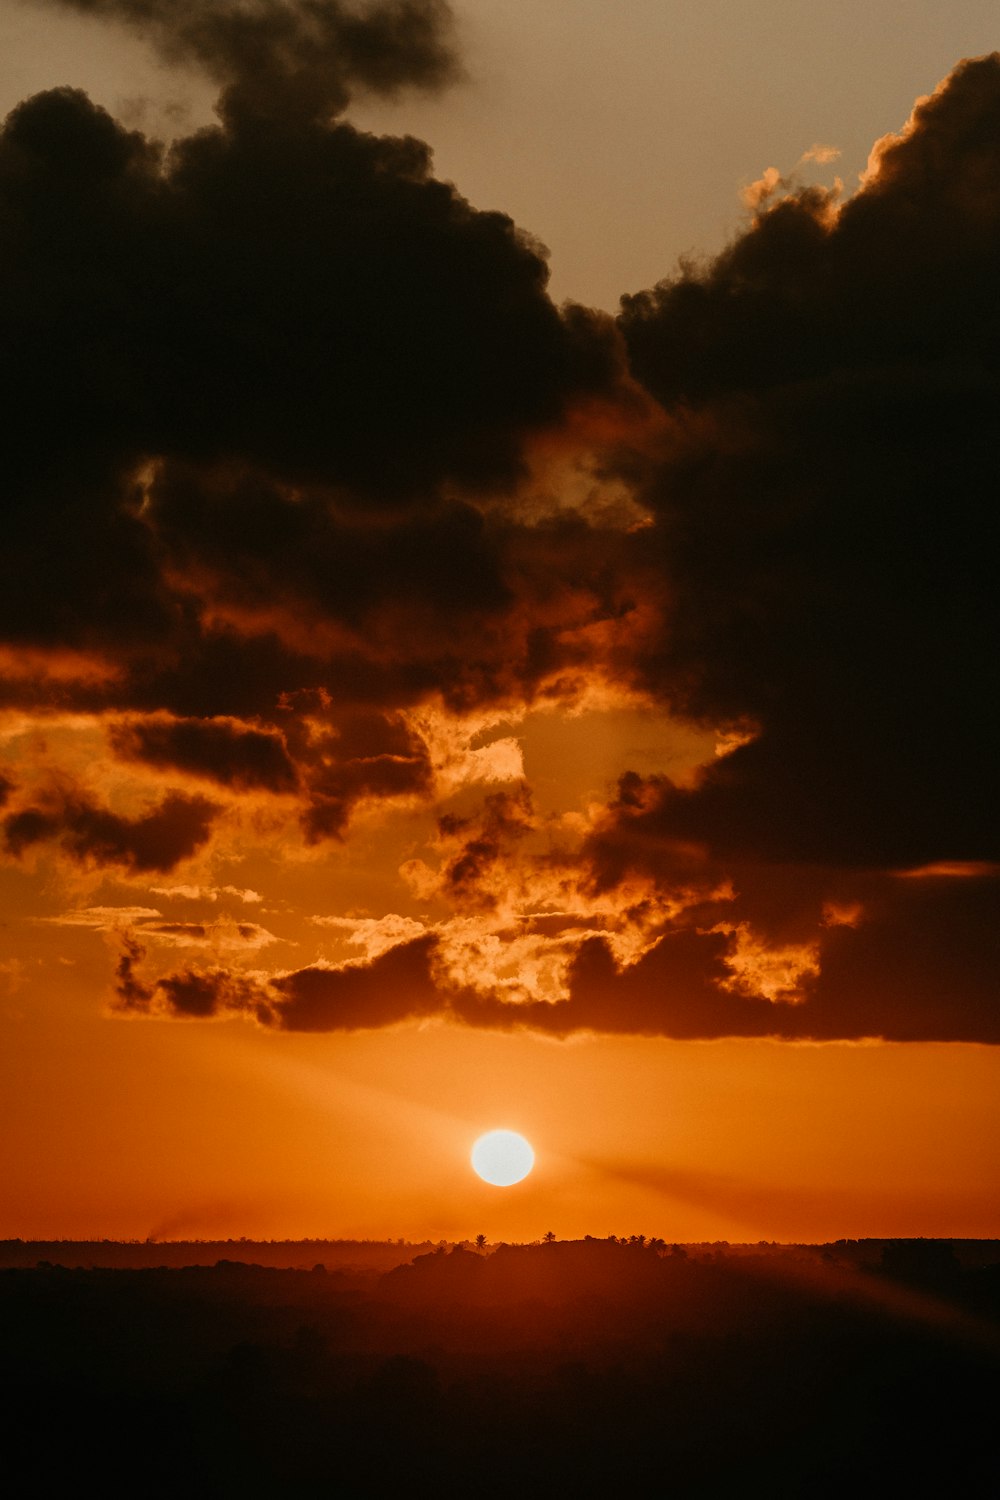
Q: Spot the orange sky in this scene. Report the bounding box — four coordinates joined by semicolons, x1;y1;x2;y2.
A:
0;0;998;1244
4;968;999;1243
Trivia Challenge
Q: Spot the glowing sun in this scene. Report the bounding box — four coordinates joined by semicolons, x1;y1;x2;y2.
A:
471;1130;535;1186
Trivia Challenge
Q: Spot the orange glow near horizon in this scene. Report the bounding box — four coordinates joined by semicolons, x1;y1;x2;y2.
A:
3;940;998;1244
1;680;998;1245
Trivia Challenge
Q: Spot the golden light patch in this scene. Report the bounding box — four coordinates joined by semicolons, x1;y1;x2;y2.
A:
718;923;821;1006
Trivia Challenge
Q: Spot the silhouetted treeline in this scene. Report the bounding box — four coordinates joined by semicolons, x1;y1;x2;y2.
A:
2;1240;997;1495
3;1234;996;1269
0;1237;436;1271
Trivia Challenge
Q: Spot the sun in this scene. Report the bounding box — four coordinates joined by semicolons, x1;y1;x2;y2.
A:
471;1130;535;1187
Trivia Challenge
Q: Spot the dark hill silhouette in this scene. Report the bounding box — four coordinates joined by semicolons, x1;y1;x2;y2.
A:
2;1238;996;1496
383;1237;706;1311
0;1236;435;1271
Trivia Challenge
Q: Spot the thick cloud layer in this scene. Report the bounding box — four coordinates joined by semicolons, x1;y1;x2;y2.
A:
2;14;998;1042
0;4;628;842
617;58;1000;874
111;861;999;1042
0;82;612;509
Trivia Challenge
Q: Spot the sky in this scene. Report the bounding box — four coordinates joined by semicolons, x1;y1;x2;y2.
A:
0;0;998;1245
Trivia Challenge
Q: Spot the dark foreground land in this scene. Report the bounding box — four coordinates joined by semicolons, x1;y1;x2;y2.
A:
3;1238;998;1496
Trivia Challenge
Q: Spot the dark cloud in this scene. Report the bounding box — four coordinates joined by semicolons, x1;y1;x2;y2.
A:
2;15;999;1045
451;929;734;1038
0;65;622;726
0;5;627;855
599;867;1000;1043
435;786;535;910
115;933;153;1008
579;872;999;1043
622;55;1000;404
806;870;1000;1043
143;487;651;725
4;787;218;872
270;933;441;1028
149;465;511;621
119;866;999;1039
295;709;433;840
115;932;441;1027
576;59;1000;1038
137;919;271;944
110;715;299;793
614;56;1000;883
116;936;265;1017
107;700;433;839
0;75;614;519
143;119;611;501
43;0;462;123
158;966;262;1018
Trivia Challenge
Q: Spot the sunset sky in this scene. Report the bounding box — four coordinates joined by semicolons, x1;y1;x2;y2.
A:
1;0;997;1246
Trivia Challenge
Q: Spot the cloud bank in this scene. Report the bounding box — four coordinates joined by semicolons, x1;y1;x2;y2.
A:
2;7;997;1040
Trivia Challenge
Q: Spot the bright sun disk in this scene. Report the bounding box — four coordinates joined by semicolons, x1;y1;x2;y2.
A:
471;1129;535;1186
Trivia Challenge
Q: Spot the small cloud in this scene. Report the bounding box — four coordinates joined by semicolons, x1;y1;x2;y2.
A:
41;906;163;930
741;166;784;211
142;918;278;950
717;922;820;1005
312;912;428;959
714;725;757;759
801;142;840;164
221;885;262;903
39;906;275;949
148;884;263;904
